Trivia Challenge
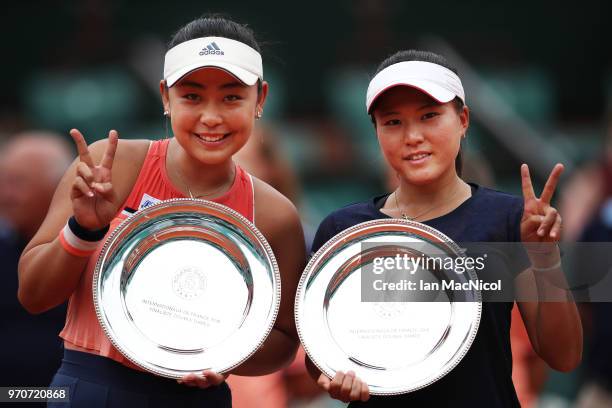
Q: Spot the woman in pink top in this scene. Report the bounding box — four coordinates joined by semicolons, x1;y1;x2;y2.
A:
18;15;305;407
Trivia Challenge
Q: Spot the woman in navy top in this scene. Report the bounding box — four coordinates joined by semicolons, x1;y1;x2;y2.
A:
306;50;583;407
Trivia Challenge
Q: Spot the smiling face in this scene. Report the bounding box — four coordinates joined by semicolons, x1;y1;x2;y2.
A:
160;67;267;165
372;86;469;187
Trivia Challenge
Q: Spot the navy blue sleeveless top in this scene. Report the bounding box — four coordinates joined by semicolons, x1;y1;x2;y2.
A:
310;184;528;408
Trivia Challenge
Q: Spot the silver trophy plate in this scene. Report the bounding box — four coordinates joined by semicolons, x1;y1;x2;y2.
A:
93;199;280;378
295;219;481;395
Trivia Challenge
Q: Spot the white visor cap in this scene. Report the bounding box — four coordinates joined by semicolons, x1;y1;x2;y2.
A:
164;36;263;87
366;61;465;113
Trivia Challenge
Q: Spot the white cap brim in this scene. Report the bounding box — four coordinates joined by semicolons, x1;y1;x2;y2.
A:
366;61;465;113
368;80;456;111
166;61;259;87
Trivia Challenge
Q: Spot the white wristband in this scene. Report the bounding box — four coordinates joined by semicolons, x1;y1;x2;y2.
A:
531;260;562;273
59;223;101;257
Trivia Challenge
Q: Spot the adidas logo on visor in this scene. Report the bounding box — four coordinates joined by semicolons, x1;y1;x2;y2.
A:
199;42;224;56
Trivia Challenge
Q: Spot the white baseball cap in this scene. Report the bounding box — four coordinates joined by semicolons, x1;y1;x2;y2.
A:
163;36;263;87
366;61;465;113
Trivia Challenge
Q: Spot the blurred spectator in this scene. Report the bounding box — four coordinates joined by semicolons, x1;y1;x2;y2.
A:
574;199;612;407
0;131;72;392
0;132;72;238
234;124;301;205
235;124;316;251
556;112;612;407
229;125;330;408
559;113;612;241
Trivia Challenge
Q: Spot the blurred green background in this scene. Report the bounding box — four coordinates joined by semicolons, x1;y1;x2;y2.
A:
2;0;611;221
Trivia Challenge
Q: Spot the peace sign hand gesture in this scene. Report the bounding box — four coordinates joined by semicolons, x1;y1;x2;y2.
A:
69;129;120;230
520;163;564;245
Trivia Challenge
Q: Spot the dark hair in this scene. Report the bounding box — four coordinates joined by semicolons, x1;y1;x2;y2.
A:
374;50;457;76
168;15;263;93
371;49;465;176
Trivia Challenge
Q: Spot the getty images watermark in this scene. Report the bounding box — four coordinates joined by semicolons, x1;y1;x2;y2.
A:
360;242;612;302
371;252;498;292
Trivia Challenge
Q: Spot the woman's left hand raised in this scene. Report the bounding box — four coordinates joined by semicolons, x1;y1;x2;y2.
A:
520;163;564;244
